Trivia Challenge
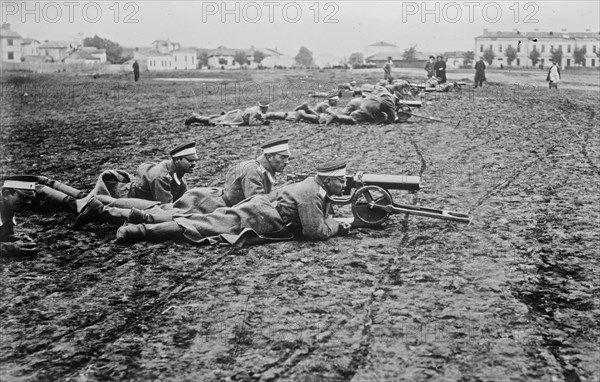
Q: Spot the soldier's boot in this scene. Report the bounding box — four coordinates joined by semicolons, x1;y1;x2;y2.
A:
75;197;132;229
324;114;337;126
334;115;357;125
128;209;174;224
116;221;183;245
185;114;212;126
37;176;84;199
265;112;287;120
35;185;78;213
294;102;310;112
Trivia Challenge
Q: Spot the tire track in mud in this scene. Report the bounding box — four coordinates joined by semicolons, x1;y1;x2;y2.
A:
55;248;241;380
512;181;594;382
339;137;425;379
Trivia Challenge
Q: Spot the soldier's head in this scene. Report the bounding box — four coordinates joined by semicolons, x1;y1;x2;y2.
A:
1;176;37;212
261;138;291;173
258;100;270;114
436;55;443;62
327;95;339;107
429;56;435;62
170;142;198;175
316;161;347;196
350;80;357;87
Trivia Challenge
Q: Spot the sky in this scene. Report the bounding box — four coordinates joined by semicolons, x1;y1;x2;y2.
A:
2;1;599;57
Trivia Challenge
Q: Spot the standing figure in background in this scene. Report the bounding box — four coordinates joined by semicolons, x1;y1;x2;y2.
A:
474;57;486;87
424;56;435;78
132;60;140;82
383;57;394;83
547;60;561;89
434;55;447;84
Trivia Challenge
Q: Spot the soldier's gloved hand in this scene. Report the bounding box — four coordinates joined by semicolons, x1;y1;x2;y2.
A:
338;222;352;236
2;241;39;257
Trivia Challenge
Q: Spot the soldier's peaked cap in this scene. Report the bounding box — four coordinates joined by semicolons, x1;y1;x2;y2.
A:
316;160;347;177
2;175;37;197
262;138;291;156
258;100;270;107
170;142;199;159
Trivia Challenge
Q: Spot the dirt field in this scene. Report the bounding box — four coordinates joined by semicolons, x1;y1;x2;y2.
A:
1;68;599;382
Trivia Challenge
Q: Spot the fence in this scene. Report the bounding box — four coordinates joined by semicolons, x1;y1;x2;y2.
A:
0;61;130;74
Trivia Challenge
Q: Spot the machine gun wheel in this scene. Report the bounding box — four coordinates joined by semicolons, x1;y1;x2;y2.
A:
351;185;393;226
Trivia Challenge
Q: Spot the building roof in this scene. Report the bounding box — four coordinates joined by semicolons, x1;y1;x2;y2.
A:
476;30;600;40
80;46;105;54
208;46;252;57
365;51;405;61
39;41;72;49
0;28;21;39
368;41;397;47
21;38;39;45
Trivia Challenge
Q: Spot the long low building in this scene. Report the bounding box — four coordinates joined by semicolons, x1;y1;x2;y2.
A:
475;29;599;68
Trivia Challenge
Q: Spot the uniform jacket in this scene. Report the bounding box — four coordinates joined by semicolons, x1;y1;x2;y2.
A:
350;93;397;124
242;106;266;125
424;61;435;77
129;160;187;203
223;155;276;206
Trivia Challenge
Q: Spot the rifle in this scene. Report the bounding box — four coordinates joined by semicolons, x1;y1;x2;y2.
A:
286;172;470;225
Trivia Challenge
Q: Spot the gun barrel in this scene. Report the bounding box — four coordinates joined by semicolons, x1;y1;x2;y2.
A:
357;173;420;191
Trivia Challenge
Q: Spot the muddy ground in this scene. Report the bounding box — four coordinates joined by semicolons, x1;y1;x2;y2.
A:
0;68;598;381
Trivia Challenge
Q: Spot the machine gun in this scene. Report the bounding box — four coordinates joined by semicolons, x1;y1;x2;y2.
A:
286;172;471;226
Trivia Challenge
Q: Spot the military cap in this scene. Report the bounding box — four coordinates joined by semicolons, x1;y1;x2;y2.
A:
327;95;339;102
170;142;199;159
316;160;347;177
350;80;357;86
258;100;270;108
2;175;37;197
261;138;291;156
429;55;435;59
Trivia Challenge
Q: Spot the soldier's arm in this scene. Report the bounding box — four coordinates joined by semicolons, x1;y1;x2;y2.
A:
297;197;340;240
383;104;397;124
241;167;266;198
151;176;175;203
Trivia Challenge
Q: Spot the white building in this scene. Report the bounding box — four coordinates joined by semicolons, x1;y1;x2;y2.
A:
133;40;196;71
21;38;40;57
0;23;22;63
475;29;599;68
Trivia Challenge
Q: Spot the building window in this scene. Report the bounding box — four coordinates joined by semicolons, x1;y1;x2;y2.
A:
594;45;597;53
8;52;14;60
489;44;493;51
517;45;520;53
8;39;13;46
480;45;483;52
174;56;177;62
499;44;502;52
541;45;545;53
567;59;571;67
568;45;571;53
592;59;596;67
185;56;187;62
516;58;520;66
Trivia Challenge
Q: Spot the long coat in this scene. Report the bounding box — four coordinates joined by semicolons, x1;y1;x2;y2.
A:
434;60;447;83
170;177;341;246
474;60;486;82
